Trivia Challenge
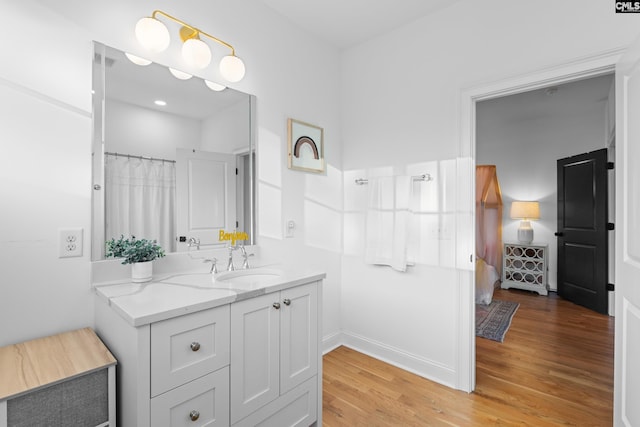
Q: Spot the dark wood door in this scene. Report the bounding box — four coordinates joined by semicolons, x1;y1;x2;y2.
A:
556;148;608;314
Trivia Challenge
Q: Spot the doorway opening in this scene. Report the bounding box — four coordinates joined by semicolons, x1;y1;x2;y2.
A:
459;49;623;393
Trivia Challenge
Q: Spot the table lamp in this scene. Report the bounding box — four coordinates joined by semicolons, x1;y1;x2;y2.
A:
510;201;540;244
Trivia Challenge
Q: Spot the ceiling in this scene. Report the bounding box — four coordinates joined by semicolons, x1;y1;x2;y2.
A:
257;0;462;49
477;74;614;126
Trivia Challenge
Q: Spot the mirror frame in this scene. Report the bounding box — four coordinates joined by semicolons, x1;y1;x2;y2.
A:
90;41;256;261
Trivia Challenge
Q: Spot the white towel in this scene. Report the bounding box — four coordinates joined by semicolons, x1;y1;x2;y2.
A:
364;176;413;272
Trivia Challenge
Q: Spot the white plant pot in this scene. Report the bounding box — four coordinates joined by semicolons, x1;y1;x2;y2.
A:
131;261;153;283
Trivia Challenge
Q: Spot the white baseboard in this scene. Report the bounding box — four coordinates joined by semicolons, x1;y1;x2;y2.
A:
322;331;342;355
322;330;456;389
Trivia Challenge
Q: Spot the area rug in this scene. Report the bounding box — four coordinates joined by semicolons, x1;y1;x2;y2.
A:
476;300;519;342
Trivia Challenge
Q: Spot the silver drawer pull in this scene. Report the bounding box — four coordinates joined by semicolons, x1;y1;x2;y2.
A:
283;298;291;306
189;410;200;421
190;342;201;352
273;302;281;309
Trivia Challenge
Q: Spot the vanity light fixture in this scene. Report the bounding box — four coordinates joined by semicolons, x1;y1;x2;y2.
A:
135;10;246;82
169;68;193;80
204;80;226;92
124;52;152;66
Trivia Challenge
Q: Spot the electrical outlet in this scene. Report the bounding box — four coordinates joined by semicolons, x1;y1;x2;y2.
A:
59;228;83;258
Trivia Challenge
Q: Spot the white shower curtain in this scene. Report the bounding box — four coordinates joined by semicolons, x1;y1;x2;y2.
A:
105;154;176;253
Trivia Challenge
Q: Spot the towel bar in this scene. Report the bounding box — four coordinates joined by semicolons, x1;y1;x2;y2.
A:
354;173;432;185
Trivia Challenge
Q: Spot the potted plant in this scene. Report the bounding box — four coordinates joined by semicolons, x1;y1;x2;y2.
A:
105;235;165;283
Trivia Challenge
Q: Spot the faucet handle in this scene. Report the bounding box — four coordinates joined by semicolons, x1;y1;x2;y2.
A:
204;258;218;274
242;252;254;269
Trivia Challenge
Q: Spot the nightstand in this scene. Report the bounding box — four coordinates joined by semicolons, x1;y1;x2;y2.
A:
502;242;548;296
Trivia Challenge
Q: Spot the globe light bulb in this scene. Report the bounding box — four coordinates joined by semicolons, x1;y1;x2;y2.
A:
205;80;226;91
125;52;152;66
182;38;212;69
135;17;170;53
169;68;193;80
219;55;246;83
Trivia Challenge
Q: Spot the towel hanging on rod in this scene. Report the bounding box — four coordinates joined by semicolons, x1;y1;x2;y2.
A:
355;173;432;185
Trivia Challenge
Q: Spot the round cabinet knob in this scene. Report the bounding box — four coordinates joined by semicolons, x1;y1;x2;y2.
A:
273;302;281;309
189;410;200;421
283;298;291;306
190;342;201;352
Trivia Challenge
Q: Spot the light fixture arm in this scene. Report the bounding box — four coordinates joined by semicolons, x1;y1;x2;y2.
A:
151;9;237;56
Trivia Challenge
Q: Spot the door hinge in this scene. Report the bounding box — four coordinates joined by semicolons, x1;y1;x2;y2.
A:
607;283;615;291
608;162;614;170
236;168;238;175
607;223;615;231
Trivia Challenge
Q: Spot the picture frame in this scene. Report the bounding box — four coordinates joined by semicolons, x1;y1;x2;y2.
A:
287;118;325;173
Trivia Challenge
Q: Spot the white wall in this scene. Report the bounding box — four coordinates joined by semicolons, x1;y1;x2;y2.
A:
476;74;613;291
0;0;343;347
201;100;251;154
106;99;201;159
340;0;638;389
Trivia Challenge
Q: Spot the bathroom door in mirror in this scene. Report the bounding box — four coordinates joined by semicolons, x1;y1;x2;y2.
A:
176;149;237;250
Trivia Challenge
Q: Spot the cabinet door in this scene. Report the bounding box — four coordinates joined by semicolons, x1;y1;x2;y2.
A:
230;293;280;424
280;283;318;393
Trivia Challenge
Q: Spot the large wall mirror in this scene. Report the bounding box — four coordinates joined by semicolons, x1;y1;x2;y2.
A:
91;42;255;261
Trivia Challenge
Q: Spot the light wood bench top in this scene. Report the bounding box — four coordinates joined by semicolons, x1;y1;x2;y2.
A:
0;327;116;400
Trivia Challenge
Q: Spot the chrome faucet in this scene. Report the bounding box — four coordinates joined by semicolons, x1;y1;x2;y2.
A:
227;245;237;271
187;237;200;250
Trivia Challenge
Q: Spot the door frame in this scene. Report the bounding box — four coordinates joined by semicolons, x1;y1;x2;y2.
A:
458;48;623;392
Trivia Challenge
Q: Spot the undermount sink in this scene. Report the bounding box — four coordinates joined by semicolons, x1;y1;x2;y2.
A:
214;268;283;284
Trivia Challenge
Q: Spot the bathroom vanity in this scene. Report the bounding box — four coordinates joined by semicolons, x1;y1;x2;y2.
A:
93;268;324;427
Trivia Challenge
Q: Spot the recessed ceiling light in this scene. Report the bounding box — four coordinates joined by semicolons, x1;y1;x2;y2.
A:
154;100;167;106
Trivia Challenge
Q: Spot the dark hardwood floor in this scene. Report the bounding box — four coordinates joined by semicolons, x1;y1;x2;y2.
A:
322;288;614;426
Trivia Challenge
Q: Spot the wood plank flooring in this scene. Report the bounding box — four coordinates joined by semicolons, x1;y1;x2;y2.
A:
322;288;614;426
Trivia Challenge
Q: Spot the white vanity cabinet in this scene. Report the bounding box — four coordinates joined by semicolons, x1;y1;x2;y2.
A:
230;283;318;426
94;303;231;427
94;271;323;427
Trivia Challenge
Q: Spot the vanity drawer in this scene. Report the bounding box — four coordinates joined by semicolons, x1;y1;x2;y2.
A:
151;367;230;427
151;305;230;397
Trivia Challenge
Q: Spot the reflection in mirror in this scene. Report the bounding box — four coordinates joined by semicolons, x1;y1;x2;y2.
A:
91;42;255;261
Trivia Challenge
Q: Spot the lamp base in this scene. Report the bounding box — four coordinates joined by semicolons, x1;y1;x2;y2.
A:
517;220;534;244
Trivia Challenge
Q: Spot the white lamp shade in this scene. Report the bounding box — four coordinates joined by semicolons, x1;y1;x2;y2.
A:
205;80;226;91
135;17;170;53
168;68;193;80
219;55;246;82
182;38;212;69
510;201;540;220
124;52;152;66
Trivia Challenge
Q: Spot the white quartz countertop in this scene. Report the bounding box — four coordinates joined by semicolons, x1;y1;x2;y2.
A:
94;268;326;327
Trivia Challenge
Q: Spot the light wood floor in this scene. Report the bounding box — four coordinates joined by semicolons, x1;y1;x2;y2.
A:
322;288;614;426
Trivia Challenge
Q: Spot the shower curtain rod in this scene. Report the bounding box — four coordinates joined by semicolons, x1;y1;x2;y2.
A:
104;151;176;164
354;173;432;185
